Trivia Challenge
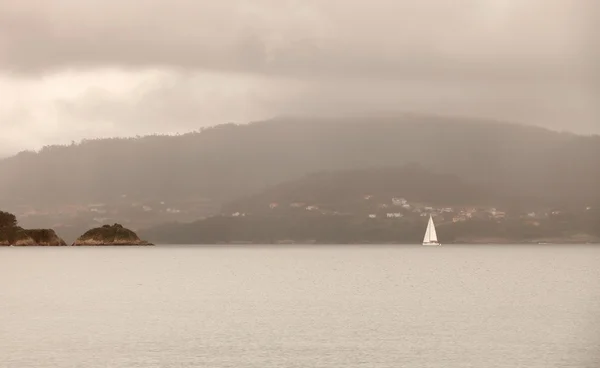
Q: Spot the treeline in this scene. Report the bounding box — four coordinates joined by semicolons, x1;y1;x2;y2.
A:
0;210;17;228
1;210;28;243
142;214;427;244
0;210;65;245
1;115;599;208
140;210;600;244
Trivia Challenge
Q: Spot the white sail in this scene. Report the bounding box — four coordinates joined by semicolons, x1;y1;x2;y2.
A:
428;216;438;242
423;217;431;243
422;215;440;245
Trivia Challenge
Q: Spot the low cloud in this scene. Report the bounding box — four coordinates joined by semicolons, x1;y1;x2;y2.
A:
0;0;598;153
0;0;594;79
0;69;301;152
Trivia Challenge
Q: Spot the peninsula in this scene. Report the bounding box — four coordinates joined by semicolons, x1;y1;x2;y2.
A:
0;210;67;246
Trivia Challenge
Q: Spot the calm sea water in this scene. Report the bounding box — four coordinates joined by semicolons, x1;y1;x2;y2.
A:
1;245;599;368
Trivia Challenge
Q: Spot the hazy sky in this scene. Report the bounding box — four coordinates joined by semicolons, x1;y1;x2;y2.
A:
1;0;598;155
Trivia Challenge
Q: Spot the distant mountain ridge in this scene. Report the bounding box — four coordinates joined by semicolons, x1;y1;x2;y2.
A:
1;115;599;212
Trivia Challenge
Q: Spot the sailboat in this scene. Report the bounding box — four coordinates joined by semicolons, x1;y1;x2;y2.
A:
422;215;441;246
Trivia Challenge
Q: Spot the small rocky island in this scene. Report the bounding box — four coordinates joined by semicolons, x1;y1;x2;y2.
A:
0;227;67;246
73;223;153;246
0;210;67;246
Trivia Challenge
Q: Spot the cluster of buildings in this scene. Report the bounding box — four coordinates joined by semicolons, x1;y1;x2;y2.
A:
10;194;592;230
366;198;509;223
254;195;590;224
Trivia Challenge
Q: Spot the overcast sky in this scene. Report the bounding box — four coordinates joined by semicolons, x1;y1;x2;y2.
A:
1;0;598;155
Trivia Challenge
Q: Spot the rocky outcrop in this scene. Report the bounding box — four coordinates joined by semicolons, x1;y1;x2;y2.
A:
0;227;67;246
73;224;153;246
17;229;68;246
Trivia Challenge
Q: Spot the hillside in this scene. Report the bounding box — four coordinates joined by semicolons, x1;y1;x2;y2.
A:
140;165;600;244
223;165;506;215
1;115;599;240
140;213;600;245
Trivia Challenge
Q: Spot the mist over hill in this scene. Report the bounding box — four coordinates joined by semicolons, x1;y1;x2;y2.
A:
1;115;598;243
223;165;503;215
1;115;599;212
137;163;596;245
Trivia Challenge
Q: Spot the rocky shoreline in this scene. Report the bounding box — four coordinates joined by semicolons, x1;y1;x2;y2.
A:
15;229;68;246
72;224;153;246
1;210;152;246
2;210;597;247
0;227;67;246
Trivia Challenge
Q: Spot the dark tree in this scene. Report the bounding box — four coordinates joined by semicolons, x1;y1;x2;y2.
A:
0;211;17;228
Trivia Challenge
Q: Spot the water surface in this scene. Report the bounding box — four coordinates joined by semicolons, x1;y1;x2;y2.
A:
1;245;599;367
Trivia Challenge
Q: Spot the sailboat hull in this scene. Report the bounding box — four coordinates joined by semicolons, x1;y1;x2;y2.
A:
422;241;441;246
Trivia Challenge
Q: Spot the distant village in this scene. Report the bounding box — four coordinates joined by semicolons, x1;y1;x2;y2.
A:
8;193;595;238
228;195;594;227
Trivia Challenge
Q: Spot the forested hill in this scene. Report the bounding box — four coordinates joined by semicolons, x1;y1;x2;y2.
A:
223;165;505;215
1;115;599;208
